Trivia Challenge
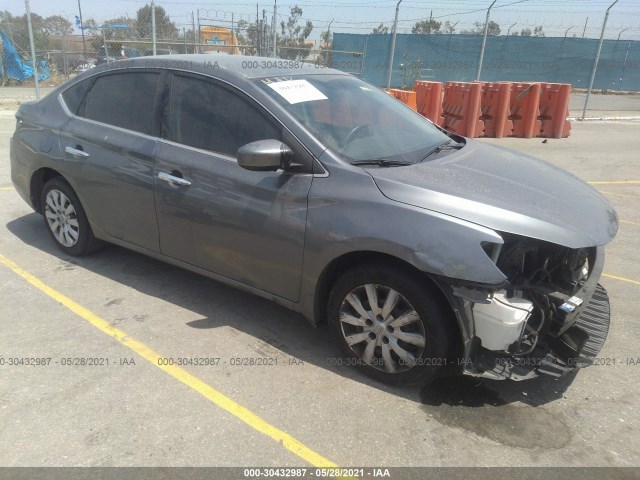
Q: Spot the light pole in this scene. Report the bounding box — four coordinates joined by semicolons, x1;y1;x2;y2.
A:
151;0;156;55
582;0;619;120
77;0;86;60
386;0;403;90
564;26;574;38
476;0;497;81
617;27;629;41
272;0;277;58
24;0;39;99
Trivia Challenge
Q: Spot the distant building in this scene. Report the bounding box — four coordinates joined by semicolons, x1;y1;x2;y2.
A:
200;26;239;55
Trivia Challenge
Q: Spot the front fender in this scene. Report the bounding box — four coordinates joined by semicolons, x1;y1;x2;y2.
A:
299;165;506;322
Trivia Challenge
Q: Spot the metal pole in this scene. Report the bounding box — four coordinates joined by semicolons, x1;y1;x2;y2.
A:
272;0;277;58
151;0;157;55
192;12;196;53
183;28;186;53
102;27;109;62
582;17;588;38
564;26;574;38
617;27;629;41
324;19;334;66
77;0;86;60
385;0;403;90
476;0;497;81
507;22;516;36
581;0;619;120
197;9;201;53
25;0;39;99
326;19;334;48
619;41;630;90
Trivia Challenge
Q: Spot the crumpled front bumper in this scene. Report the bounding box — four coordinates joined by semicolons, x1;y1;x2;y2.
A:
469;283;611;381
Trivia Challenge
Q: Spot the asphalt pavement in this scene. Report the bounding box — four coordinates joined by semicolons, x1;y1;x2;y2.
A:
0;104;639;470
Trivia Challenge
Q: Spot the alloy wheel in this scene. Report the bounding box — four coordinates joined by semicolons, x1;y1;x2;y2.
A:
338;283;426;373
44;189;80;248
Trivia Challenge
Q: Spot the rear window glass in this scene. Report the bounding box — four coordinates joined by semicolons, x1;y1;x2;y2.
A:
61;79;91;114
81;72;160;136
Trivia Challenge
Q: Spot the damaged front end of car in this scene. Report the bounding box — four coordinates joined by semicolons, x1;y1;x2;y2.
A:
443;234;611;381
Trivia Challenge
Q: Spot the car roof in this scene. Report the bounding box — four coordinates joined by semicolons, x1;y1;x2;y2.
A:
115;53;348;81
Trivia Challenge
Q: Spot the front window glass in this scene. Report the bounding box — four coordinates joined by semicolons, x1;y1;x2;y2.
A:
255;75;449;164
170;75;281;156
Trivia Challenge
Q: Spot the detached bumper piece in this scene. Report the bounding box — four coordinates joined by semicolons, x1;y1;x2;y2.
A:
469;284;610;381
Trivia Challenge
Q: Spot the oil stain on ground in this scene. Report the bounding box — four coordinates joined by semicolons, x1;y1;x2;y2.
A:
420;375;573;449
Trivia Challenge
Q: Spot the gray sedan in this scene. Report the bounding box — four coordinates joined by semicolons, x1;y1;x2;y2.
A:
10;54;617;385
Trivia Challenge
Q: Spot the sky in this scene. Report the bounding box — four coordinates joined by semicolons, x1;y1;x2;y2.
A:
2;0;640;41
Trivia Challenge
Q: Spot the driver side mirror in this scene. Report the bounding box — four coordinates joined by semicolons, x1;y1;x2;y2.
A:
237;139;293;172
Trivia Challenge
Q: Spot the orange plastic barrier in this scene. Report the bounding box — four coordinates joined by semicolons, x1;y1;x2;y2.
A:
441;82;484;138
538;83;572;138
507;83;542;138
388;89;417;111
414;80;443;125
480;82;512;138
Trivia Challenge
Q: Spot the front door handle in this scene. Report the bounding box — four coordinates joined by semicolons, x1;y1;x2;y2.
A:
158;171;191;187
65;146;90;158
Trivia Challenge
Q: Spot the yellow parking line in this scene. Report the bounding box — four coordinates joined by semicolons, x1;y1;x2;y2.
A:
0;185;14;191
0;252;339;469
588;181;640;185
602;274;640;286
598;190;639;199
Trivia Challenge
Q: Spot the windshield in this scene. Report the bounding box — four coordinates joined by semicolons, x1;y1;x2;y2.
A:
255;75;450;164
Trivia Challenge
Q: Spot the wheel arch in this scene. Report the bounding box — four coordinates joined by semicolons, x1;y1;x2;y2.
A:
313;250;456;328
30;167;66;213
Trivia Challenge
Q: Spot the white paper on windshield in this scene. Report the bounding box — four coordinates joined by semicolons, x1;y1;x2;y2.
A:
267;79;328;104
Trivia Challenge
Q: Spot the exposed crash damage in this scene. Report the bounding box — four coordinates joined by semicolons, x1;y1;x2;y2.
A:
368;139;617;381
457;236;611;380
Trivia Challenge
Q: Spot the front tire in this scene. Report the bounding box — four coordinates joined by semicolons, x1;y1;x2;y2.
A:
328;264;455;386
41;177;102;256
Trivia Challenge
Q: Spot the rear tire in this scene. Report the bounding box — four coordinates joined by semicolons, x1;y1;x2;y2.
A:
328;263;455;386
41;177;102;256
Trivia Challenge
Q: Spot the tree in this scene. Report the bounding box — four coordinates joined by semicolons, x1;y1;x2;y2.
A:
0;11;49;54
236;19;259;56
318;28;332;67
461;20;500;36
43;15;73;36
278;6;313;61
533;25;544;37
135;4;178;40
372;23;389;34
442;21;456;34
411;19;441;34
102;17;136;42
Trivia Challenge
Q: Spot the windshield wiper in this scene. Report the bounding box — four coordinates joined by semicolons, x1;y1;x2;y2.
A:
418;140;464;162
350;159;413;167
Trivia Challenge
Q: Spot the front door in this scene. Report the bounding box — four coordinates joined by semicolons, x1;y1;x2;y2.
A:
153;73;312;301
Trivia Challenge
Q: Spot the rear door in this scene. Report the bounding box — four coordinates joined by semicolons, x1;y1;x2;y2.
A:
60;70;163;251
153;72;313;301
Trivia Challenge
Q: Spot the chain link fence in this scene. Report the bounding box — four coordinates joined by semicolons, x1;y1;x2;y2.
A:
1;0;639;117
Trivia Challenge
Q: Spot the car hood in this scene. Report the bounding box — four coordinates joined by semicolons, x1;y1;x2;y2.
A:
368;140;618;248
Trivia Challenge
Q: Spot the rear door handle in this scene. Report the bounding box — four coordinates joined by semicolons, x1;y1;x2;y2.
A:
65;145;90;158
158;171;191;187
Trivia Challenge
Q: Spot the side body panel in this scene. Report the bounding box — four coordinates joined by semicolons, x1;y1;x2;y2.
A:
298;153;507;323
59;118;159;251
153;141;312;302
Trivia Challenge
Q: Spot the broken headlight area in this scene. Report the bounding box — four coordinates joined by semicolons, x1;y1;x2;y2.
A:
459;234;610;380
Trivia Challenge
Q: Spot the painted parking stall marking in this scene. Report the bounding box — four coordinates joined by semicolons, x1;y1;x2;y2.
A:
0;252;340;469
